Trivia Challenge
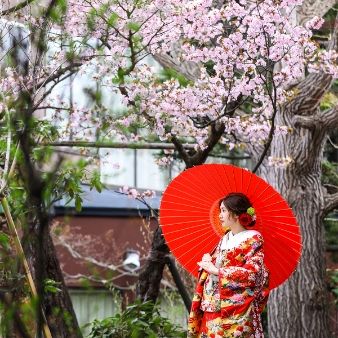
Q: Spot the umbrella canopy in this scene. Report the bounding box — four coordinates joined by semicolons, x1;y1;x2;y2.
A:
159;164;302;290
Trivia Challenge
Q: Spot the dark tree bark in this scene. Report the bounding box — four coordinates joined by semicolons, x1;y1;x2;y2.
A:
22;219;82;338
136;226;169;302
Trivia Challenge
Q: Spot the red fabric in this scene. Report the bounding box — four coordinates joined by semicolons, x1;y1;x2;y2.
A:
187;234;269;337
200;311;221;333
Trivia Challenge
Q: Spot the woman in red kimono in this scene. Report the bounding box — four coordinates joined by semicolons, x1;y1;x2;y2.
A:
187;193;269;338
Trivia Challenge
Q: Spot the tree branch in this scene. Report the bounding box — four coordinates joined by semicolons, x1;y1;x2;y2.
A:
293;105;338;130
0;0;36;15
171;135;192;166
33;62;83;95
288;72;333;115
323;191;338;214
40;140;196;150
190;121;226;166
165;255;191;312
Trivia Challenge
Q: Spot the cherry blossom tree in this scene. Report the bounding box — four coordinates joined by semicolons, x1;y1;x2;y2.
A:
57;1;336;337
1;0;337;337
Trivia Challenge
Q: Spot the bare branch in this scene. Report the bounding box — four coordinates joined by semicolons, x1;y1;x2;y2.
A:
171;135;191;166
32;62;82;95
55;235;132;276
190;122;226;166
0;0;36;15
63;272;136;290
40;140;197;150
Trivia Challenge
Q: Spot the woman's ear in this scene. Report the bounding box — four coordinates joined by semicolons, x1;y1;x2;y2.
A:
230;212;238;221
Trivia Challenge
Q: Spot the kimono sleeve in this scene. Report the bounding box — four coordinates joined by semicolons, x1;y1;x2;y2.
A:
219;234;265;290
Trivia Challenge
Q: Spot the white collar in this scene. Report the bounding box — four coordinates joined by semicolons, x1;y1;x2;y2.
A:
220;230;261;250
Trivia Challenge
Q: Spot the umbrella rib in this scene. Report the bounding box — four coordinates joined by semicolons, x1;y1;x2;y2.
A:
261;225;301;238
258;191;279;204
258;200;289;209
265;240;301;263
260;221;299;228
243;171;253;195
167;228;216;251
165;185;213;203
240;168;244;192
170;230;218;259
174;232;219;268
221;165;233;192
174;171;219;198
160;219;210;227
161;207;209;214
165;225;215;242
161;222;212;234
259;207;294;213
254;184;272;200
266;232;302;250
162;187;215;205
264;244;296;279
249;177;264;197
161;214;212;219
259;226;301;240
195;166;224;197
161;200;212;209
262;215;296;224
262;220;300;228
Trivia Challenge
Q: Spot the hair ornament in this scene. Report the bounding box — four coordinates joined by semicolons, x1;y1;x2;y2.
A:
247;207;255;216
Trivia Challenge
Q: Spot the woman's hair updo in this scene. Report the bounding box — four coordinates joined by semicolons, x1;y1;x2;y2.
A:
220;192;256;227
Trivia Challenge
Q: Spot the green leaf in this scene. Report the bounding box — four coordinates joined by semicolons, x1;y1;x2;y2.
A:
127;22;141;33
158;68;192;87
118;68;125;82
90;170;103;193
108;13;119;27
49;0;67;24
0;232;10;250
44;279;62;294
75;195;82;212
87;8;97;31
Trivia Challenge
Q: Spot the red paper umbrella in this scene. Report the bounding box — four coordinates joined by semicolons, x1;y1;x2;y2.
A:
159;164;302;290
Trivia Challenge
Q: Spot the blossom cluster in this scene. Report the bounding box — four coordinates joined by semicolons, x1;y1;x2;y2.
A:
1;0;337;171
119;185;156;199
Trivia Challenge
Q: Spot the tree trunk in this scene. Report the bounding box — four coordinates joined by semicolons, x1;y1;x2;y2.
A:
137;124;224;305
136;226;170;302
261;102;331;337
23;220;82;338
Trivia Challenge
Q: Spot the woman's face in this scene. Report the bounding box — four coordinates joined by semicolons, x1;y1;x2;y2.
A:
219;202;237;228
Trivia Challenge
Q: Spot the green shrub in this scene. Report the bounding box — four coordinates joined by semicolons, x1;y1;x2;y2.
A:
87;300;186;338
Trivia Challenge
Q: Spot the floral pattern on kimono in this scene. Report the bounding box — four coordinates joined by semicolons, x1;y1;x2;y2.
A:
187;231;269;338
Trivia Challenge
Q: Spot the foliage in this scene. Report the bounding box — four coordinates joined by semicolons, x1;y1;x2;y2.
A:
324;217;338;247
87;300;186;338
322;161;338;187
43;279;62;294
327;269;338;307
